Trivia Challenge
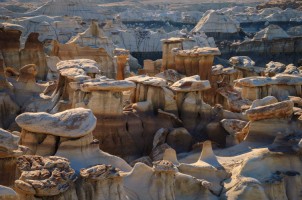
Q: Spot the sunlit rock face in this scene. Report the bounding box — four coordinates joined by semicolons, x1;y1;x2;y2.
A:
14;155;78;199
235;74;302;101
0;23;47;80
15;108;132;173
78;164;128;200
1;0;302;199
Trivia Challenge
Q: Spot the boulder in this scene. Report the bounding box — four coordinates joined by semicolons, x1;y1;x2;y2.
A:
250;96;278;109
220;119;248;135
229;56;255;68
16;108;96;138
167;128;192;153
246;100;294;121
170;75;211;92
15;155;77;197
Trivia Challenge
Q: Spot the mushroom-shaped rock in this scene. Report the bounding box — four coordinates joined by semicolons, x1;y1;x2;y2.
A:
80;77;135;92
153;160;178;173
79;164;127;200
114;48;130;80
15;155;77;197
57;59;100;79
80;164;121;181
126;75;167;87
0;128;20;153
16;108;96;138
246;100;294;121
174;47;221;57
170;75;211;92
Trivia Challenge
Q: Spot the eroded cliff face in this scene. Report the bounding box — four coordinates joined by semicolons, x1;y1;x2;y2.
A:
0;25;47;80
219;37;302;66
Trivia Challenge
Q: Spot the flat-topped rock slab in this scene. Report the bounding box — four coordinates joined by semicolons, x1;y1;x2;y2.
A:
57;59;100;79
174;47;221;56
170;75;211;92
16;108;96;138
235;74;302;87
126;75;168;87
246;100;294;121
80;77;136;92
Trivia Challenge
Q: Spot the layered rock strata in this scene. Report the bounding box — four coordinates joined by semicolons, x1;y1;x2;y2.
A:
172;47;221;81
0;24;47;80
235;74;302;101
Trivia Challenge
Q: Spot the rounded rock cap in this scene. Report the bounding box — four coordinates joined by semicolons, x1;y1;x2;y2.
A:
16;108;96;138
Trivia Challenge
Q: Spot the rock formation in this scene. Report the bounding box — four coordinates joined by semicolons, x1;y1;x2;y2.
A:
15;155;77;199
0;23;47;80
172;47;221;80
114;48;130;80
16;108;132;172
161;38;184;72
1;1;302;199
235;74;302;101
79;164;128;200
0;129;26;187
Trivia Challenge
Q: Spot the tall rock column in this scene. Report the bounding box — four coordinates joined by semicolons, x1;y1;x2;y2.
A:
114;48;130;80
126;75;177;115
161;38;184;71
79;164;128;200
170;75;212;134
75;77;136;116
173;47;221;80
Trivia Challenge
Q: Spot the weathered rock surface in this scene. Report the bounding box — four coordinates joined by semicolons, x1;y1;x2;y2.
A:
246;100;294;121
0;129;19;154
170;75;211;92
15;155;77;197
79;164;127;200
16;108;96;138
250;96;278;109
221;119;248;135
